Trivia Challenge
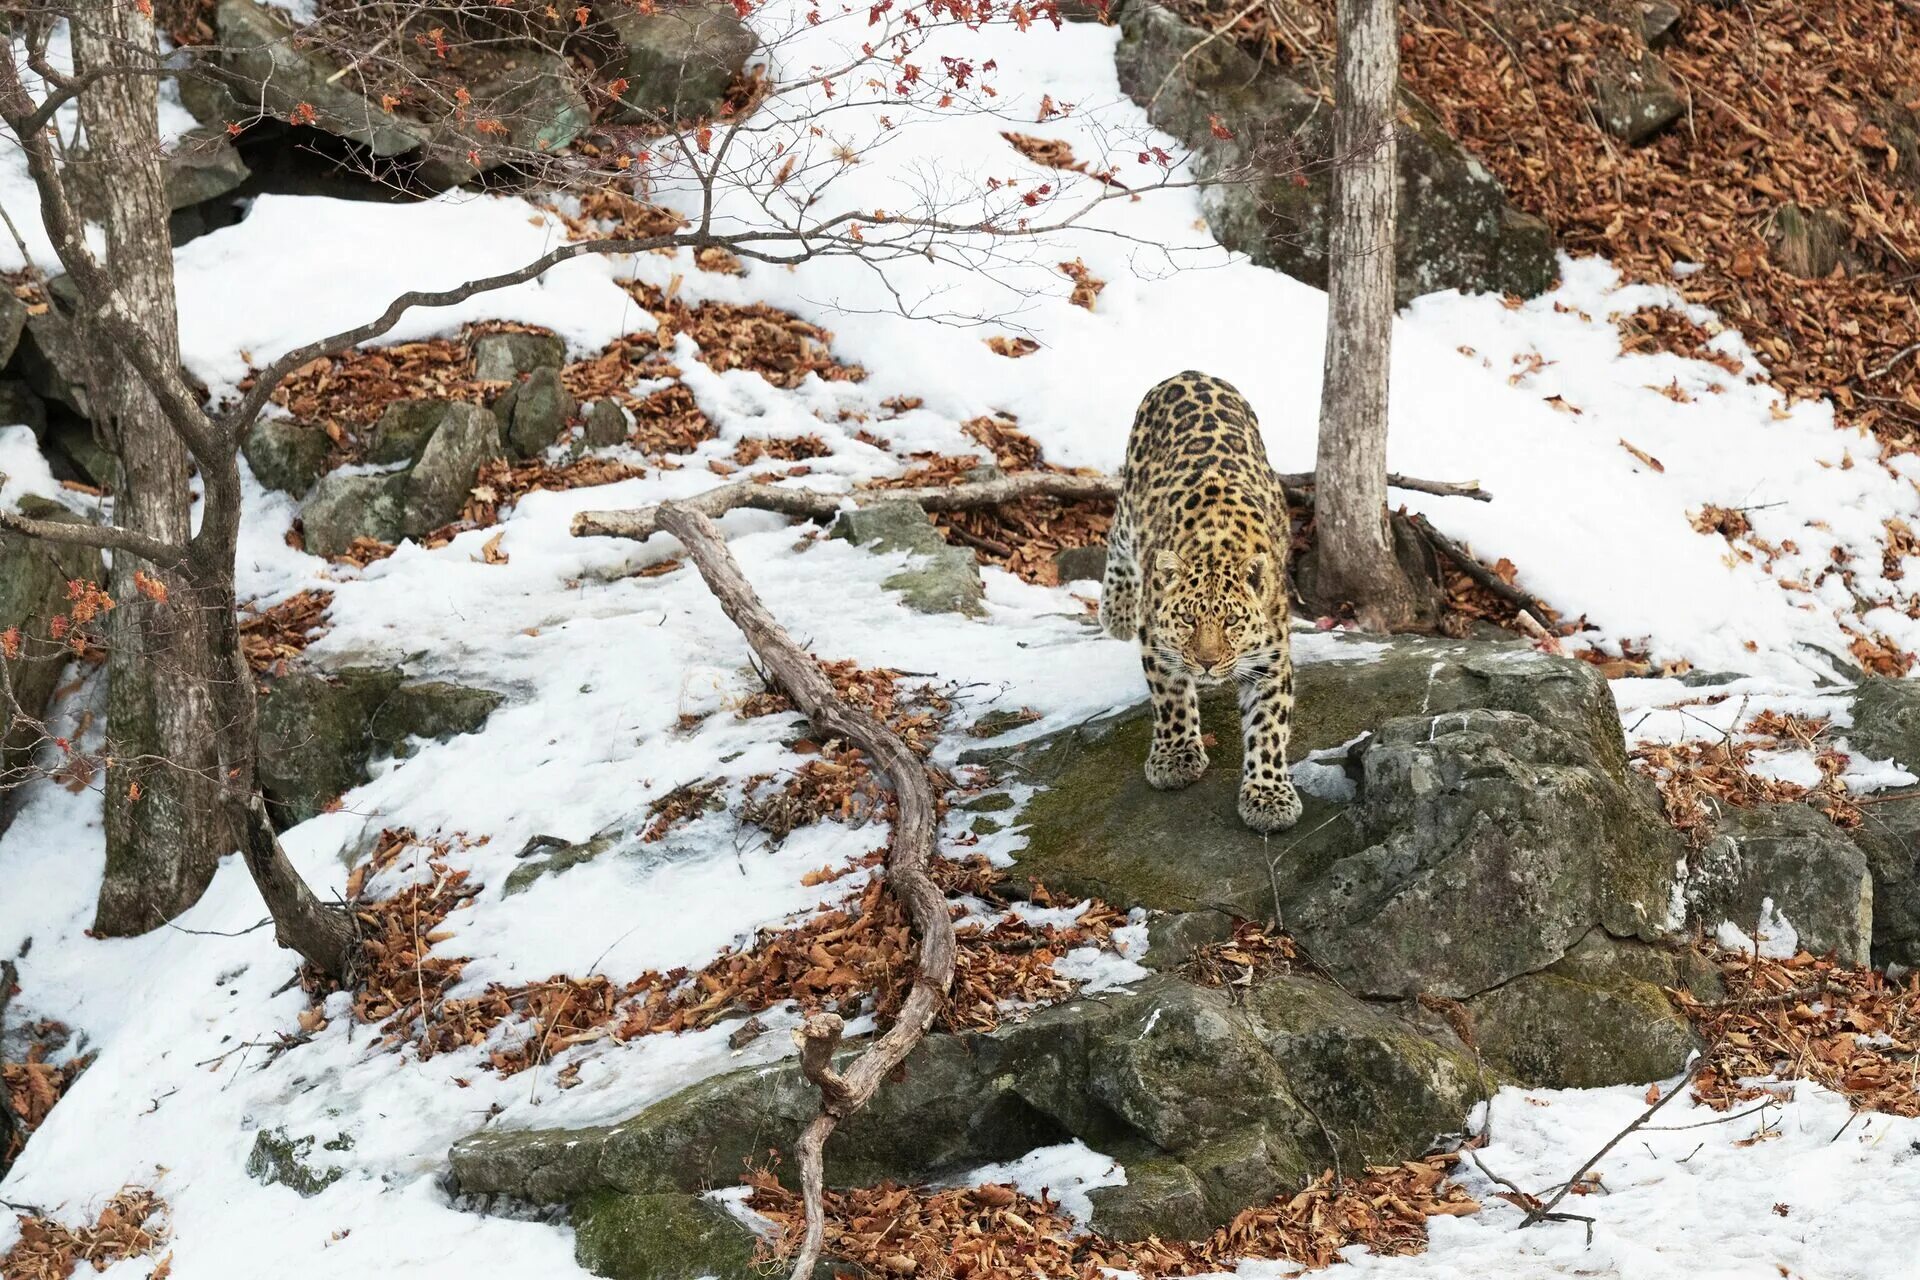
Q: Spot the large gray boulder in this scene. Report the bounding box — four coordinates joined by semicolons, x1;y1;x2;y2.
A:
449;970;1486;1248
215;0;428;157
401;402;505;537
300;470;408;558
416;54;591;188
164;126;251;208
244;418;332;496
1686;804;1873;965
1110;0;1554;302
597;0;757;124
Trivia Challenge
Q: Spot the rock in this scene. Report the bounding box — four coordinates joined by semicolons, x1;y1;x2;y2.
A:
449;970;1485;1239
164;126;251;208
505;367;577;457
13;299;90;418
245;1127;344;1198
472;331;567;382
416;55;591;188
829;500;985;617
0;290;24;368
46;418;117;491
1112;0;1553;302
1638;0;1685;45
366;400;456;466
1085;1158;1212;1241
1141;909;1238;971
215;0;427;156
1767;203;1854;279
300;470;408;558
257;669;499;824
570;1191;757;1280
581;399;632;449
1686;804;1873;965
598;0;756;124
504;829;622;896
1589;50;1685;144
1843;790;1920;968
1843;676;1920;770
0;381;45;435
402;403;505;538
0;510;103;831
244;418;332;496
1054;544;1108;583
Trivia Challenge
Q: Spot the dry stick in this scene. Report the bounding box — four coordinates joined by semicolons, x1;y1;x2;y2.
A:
574;470;1489;542
653;501;956;1280
1404;512;1554;631
1520;1054;1707;1231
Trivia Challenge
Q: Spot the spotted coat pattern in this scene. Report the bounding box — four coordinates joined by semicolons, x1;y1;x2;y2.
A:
1099;371;1301;833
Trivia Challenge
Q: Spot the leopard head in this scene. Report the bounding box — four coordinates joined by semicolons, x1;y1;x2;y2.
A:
1150;549;1283;681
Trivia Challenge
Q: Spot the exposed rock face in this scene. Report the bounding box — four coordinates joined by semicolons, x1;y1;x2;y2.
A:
472;332;567;383
244;418;333;496
1687;804;1873;965
1110;0;1555;302
571;1191;758;1280
215;0;428;157
257;669;501;825
295;401;504;554
402;403;506;537
502;367;577;457
829;500;986;617
449;970;1486;1249
300;471;408;558
415;55;591;188
597;0;757;123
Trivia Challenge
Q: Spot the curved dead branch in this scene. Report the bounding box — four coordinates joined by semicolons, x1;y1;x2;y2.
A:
653;501;956;1280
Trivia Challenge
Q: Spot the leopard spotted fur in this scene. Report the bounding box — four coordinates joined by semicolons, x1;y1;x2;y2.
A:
1099;371;1301;833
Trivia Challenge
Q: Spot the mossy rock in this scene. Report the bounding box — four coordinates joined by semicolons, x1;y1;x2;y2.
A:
571;1191;758;1280
472;331;566;382
0;512;103;813
366;401;454;466
504;366;577;458
503;830;622;896
402;403;505;537
598;0;756;124
301;470;407;558
368;681;502;748
245;418;332;496
245;1127;344;1197
829;500;985;617
1469;965;1698;1089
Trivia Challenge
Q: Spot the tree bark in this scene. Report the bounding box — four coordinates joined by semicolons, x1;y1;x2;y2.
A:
68;8;231;934
1312;0;1419;633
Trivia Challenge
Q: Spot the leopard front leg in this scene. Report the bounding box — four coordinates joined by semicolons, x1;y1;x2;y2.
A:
1236;667;1301;832
1099;506;1140;641
1141;645;1209;789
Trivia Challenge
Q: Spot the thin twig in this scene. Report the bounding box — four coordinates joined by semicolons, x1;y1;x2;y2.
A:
1405;512;1554;630
1520;1056;1706;1230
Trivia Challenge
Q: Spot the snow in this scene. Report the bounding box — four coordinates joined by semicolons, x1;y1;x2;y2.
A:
3;0;1919;1275
957;1140;1127;1228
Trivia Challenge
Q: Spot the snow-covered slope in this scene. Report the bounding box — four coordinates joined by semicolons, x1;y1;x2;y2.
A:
3;2;1917;1277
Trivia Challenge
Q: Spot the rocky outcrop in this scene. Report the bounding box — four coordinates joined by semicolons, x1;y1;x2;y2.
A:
1110;0;1555;302
829;500;986;616
295;400;505;554
450;969;1486;1249
1686;804;1873;965
244;418;333;496
257;668;501;825
595;0;757;124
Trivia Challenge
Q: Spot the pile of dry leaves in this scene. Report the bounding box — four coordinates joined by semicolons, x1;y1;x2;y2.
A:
1680;947;1920;1117
2;1033;90;1168
624;283;866;389
1;1187;169;1280
745;1153;1477;1277
1629;708;1859;844
238;589;332;676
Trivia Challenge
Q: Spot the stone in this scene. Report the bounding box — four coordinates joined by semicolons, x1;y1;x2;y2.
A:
164;126;251;209
1470;962;1698;1088
0;381;45;436
368;681;502;748
1054;544;1108;584
829;500;985;617
1085;1158;1212;1240
472;331;567;382
402;403;505;538
581;399;633;449
505;366;577;457
1141;909;1238;971
1111;0;1553;303
0;513;103;832
13;299;90;418
1638;0;1685;45
1843;676;1920;771
1589;50;1685;144
570;1191;757;1280
300;470;408;558
216;0;428;156
0;290;24;367
244;418;332;496
598;0;757;124
366;401;457;466
504;830;622;897
449;970;1486;1236
47;418;117;491
245;1127;344;1198
1686;804;1873;965
1843;790;1920;968
416;55;591;188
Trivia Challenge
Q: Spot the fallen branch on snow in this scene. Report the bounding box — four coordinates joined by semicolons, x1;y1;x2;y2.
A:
1405;512;1556;633
652;500;957;1280
572;469;1489;543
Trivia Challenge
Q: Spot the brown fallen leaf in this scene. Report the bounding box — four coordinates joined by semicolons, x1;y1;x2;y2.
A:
1618;438;1665;471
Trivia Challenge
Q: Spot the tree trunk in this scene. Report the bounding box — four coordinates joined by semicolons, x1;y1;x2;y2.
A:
1311;0;1419;633
70;9;230;934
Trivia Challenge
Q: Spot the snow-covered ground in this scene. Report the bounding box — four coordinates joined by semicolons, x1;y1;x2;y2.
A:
3;1;1918;1277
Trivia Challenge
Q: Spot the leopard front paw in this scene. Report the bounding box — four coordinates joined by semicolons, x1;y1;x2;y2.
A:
1238;779;1302;833
1145;740;1209;790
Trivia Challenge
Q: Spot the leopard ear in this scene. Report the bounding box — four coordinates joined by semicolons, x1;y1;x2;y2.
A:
1244;553;1273;600
1154;549;1185;575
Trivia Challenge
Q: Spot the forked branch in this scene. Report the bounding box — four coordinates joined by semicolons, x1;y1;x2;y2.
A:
653;501;956;1280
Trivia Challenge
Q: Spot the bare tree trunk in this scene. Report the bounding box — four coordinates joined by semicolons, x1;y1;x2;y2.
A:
68;7;230;933
1312;0;1418;633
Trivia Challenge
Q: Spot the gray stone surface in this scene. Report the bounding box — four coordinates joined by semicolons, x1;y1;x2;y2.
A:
829;500;985;616
1687;804;1874;964
300;470;408;558
245;418;332;496
402;402;505;537
600;0;756;123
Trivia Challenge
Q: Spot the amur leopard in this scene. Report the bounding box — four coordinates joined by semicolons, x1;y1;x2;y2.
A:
1099;371;1302;834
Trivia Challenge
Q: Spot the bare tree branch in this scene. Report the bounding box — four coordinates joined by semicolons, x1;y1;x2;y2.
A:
653;502;955;1280
0;504;185;565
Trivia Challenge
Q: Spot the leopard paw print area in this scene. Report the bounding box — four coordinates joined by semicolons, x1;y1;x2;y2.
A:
1100;371;1301;834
